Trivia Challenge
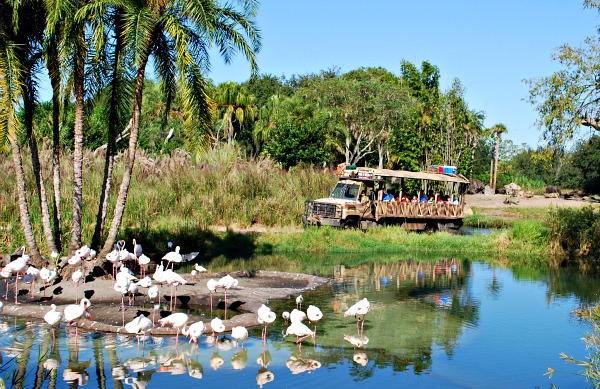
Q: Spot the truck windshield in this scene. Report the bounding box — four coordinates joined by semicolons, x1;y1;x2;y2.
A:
330;183;360;200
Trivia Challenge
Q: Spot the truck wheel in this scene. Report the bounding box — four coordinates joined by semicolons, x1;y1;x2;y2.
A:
343;219;359;229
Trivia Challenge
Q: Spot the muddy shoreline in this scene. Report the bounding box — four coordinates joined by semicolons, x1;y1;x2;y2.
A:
0;270;330;335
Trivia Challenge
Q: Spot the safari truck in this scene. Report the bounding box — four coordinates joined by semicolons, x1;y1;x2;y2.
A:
302;164;469;231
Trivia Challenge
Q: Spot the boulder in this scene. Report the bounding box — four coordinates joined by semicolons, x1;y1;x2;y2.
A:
545;185;562;197
467;179;485;194
504;183;522;197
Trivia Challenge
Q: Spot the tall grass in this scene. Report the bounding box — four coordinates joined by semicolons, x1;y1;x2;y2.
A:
0;144;336;254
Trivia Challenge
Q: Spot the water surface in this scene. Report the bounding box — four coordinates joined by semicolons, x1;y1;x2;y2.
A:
0;258;598;388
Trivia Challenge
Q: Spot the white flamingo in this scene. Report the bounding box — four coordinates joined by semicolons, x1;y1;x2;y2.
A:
137;254;151;278
158;312;188;346
231;325;248;348
217;274;238;309
40;266;57;297
106;250;121;279
24;266;40;294
163;269;187;311
257;304;276;341
207;279;219;315
344;297;371;331
307;305;323;339
162;246;182;270
210;317;225;340
183;321;205;347
44;304;63;339
71;268;83;303
64;298;92;325
283;320;315;346
125;314;153;337
5;247;30;303
295;294;303;310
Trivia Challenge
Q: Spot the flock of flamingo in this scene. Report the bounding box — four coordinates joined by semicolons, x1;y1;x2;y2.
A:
0;243;372;351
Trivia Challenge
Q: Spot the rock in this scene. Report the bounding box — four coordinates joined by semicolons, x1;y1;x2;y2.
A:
545;185;562;197
467;179;485;194
504;183;522;197
484;185;495;196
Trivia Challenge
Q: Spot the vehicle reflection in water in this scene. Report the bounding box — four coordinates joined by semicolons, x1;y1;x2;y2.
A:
0;259;596;388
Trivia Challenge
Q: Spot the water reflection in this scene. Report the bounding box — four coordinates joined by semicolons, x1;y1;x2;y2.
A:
0;259;597;388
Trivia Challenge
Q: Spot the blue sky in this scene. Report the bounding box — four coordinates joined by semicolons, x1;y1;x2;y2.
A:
203;0;600;148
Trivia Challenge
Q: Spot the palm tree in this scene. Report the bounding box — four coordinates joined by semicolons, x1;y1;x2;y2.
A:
464;110;485;182
491;123;507;191
213;81;257;145
0;0;46;263
99;0;261;253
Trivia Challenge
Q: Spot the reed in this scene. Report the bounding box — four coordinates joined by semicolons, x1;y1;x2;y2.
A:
0;144;336;254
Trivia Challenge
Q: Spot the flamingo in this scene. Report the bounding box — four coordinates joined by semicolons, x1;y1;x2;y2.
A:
71;268;83;303
296;294;303;310
283;320;315;347
133;239;143;259
289;308;307;323
24;266;40;294
135;276;153;289
64;298;92;325
137;254;151;278
217;274;238;310
210;317;225;340
106;250;121;279
1;267;11;300
206;279;219;315
127;281;138;306
158;312;188;346
307;305;323;340
182;321;205;347
44;304;63;339
162;246;182;270
148;285;159;324
40;266;57;297
194;263;207;273
344;297;371;331
231;325;248;348
5;247;30;303
163;269;187;311
257;304;276;341
125;314;153;336
282;311;290;325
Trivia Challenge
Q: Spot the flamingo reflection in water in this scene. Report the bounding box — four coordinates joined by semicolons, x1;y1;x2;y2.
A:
343;333;369;348
286;353;322;375
231;348;248;370
257;367;275;388
186;358;204;379
210;350;225;371
353;352;369;366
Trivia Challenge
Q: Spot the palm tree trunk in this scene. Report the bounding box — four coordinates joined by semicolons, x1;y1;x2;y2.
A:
70;44;85;253
493;133;500;191
9;135;42;262
469;137;478;182
92;14;124;250
102;54;150;253
24;92;58;256
47;37;63;252
489;146;494;188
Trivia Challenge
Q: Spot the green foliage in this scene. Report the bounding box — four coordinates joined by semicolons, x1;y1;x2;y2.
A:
264;119;332;169
558;135;600;194
548;206;600;270
511;219;549;245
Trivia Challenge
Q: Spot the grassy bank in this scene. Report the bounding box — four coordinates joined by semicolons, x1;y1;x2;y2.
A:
2;145;597;271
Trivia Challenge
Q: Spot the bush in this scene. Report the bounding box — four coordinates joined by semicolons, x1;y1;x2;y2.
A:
548;206;600;271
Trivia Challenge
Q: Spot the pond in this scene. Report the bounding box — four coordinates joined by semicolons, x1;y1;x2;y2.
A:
0;258;598;388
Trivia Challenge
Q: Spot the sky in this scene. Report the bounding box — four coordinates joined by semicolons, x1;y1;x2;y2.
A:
200;0;600;148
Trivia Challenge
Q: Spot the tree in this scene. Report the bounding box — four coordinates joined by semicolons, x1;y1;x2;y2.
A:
0;0;43;262
490;123;507;191
264;119;331;169
212;81;257;146
400;60;442;169
99;0;261;254
526;34;600;146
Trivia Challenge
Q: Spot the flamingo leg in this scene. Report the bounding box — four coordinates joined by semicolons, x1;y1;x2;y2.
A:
14;273;20;304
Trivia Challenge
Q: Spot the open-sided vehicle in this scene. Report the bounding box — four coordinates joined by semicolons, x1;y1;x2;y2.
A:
302;164;469;231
